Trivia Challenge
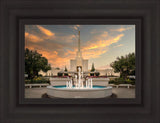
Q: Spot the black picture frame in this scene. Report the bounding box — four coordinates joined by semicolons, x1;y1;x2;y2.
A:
21;19;140;104
0;0;160;122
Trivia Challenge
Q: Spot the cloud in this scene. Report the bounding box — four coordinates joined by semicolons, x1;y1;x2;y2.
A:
37;25;55;36
25;40;65;54
83;33;124;50
25;32;44;43
25;32;124;68
57;34;76;43
110;27;133;32
25;26;56;44
90;29;103;34
82;48;108;59
25;37;76;69
114;44;124;48
79;32;124;59
25;26;126;69
25;44;72;69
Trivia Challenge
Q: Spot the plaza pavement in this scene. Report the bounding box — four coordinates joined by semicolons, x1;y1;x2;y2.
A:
25;87;135;98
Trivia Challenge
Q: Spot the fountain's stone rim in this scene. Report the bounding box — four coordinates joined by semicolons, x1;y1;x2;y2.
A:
46;85;112;98
47;85;112;91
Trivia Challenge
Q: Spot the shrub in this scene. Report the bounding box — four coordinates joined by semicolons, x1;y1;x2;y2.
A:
109;80;115;84
64;73;68;76
95;72;100;76
109;77;135;85
126;79;135;85
38;74;42;77
57;72;63;76
25;77;50;84
25;79;31;83
90;73;94;76
107;75;118;77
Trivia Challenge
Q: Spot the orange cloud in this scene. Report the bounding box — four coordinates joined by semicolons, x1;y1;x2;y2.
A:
25;45;73;69
110;27;133;32
82;48;108;59
37;25;55;36
99;31;108;38
64;50;76;57
25;29;125;69
42;51;72;69
78;33;124;59
83;34;124;50
25;32;43;43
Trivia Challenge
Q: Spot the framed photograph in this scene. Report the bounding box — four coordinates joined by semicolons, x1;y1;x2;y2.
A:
1;0;160;122
24;24;136;99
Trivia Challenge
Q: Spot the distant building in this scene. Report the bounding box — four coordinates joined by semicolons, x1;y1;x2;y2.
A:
39;68;62;76
96;69;120;76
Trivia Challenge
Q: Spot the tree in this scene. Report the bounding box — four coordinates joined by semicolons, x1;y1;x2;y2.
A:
57;72;63;76
91;63;95;72
64;66;68;76
110;53;135;79
95;72;100;76
25;48;51;79
64;66;68;72
55;67;60;70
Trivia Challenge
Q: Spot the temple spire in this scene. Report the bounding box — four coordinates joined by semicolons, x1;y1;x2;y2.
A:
78;31;80;52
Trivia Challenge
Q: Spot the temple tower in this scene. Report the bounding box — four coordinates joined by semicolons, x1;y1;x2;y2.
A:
76;31;83;71
70;31;88;72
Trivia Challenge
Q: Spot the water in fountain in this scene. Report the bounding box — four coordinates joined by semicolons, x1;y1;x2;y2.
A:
66;67;93;89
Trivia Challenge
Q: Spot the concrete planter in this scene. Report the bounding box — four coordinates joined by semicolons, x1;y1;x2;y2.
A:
47;86;112;98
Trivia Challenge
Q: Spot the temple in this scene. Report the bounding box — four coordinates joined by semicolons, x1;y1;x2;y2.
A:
70;31;88;72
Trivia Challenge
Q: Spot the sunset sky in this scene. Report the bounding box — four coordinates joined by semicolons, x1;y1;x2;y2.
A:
25;25;135;70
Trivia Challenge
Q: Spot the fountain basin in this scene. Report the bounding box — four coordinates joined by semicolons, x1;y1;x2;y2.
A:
47;85;112;98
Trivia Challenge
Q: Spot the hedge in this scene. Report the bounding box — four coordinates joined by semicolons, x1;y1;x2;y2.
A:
109;78;135;85
25;77;50;84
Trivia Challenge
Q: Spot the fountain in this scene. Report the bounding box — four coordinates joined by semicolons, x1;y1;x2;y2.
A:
46;31;112;98
46;67;112;98
66;67;93;89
